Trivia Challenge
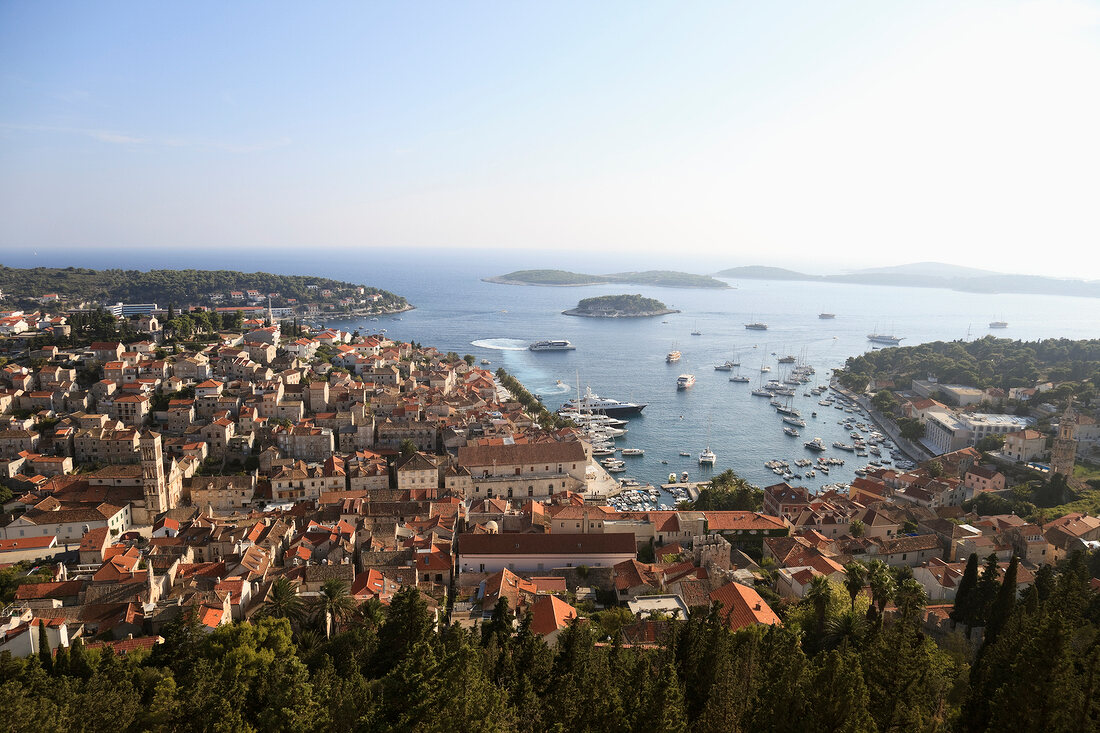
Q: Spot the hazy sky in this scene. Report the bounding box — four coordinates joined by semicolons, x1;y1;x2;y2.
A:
2;1;1099;278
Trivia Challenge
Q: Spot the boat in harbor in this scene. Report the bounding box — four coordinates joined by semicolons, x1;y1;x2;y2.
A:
529;339;576;351
778;355;796;364
621;448;645;456
989;320;1008;329
679;451;691;457
666;350;682;363
713;360;739;371
745;322;768;330
783;426;800;437
867;333;903;345
818;313;836;319
698;447;716;465
782;416;807;427
730;374;750;383
676;374;696;389
561;386;647;416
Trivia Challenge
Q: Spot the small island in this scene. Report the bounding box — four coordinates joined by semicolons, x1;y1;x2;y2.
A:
485;269;730;289
562;293;679;318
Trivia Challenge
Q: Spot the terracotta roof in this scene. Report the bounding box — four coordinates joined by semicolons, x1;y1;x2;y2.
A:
528;594;578;636
709;581;781;631
458;441;586;467
459;532;636;557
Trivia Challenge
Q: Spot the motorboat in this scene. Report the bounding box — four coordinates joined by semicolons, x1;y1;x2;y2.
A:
529;340;576;351
621;448;645;456
679;451;691;457
729;375;751;382
676;374;696;389
698;447;716;465
867;333;903;345
989;321;1008;329
745;322;768;330
818;313;836;319
783;426;800;437
804;437;827;451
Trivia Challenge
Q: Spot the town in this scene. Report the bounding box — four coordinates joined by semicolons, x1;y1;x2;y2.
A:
0;288;1097;731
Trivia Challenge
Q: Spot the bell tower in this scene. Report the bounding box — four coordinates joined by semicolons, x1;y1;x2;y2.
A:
1049;399;1078;478
140;430;167;516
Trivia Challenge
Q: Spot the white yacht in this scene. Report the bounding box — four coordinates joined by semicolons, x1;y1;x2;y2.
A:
676;374;696;389
698;447;716;465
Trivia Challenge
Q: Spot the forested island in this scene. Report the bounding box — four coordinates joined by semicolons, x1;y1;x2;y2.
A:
486;269;730;289
562;293;678;318
0;266;410;313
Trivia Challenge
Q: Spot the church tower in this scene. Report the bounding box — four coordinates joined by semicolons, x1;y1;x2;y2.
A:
140;430;168;517
1049;399;1078;477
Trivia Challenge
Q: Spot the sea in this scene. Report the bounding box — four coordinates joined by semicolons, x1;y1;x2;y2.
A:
10;247;1100;496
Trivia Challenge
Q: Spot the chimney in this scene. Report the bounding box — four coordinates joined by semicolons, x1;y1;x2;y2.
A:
753;603;761;611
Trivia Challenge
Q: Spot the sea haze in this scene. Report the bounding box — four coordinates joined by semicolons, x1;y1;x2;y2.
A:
13;248;1100;489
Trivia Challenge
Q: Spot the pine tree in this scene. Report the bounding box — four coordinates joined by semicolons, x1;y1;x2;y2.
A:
802;650;876;733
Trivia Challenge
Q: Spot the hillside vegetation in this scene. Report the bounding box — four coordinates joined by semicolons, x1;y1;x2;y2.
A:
0;266;408;309
835;336;1100;401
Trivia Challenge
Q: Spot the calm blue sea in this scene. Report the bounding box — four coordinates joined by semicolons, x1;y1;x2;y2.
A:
10;248;1100;490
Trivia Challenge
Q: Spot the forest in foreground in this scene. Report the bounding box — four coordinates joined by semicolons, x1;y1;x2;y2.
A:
1;553;1097;732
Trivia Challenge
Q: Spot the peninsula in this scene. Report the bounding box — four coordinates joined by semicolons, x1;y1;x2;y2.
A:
0;265;411;316
562;293;678;318
485;268;729;289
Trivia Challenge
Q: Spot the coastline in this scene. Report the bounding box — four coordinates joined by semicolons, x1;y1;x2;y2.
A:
562;308;680;318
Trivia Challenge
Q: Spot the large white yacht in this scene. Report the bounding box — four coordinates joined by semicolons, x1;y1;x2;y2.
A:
676;374;696;389
560;386;647;416
698;447;716;465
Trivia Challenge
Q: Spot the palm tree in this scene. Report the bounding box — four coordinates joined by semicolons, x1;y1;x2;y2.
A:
351;597;386;631
866;560;895;623
258;577;305;626
843;561;867;613
893;578;927;626
311;578;358;638
805;574;833;638
823;610;867;651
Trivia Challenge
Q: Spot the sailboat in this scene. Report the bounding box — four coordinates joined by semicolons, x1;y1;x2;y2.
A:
690;321;702;336
751;349;772;396
729;355;750;382
714;349;740;371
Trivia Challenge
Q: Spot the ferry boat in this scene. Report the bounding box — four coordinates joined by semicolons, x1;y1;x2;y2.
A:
529;339;576;351
989;321;1008;329
666;350;682;363
866;333;904;345
676;374;696;389
698;447;716;465
561;386;647;416
745;322;768;330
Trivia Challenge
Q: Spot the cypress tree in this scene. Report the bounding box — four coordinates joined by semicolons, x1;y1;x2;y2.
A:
973;553;1001;627
984;554;1019;646
950;552;979;631
37;620;52;673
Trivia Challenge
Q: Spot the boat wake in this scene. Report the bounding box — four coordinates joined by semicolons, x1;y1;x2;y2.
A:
542;383;572;395
470;338;529;351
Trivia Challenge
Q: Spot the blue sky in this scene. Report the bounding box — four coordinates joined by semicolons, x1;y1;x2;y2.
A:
2;1;1099;278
